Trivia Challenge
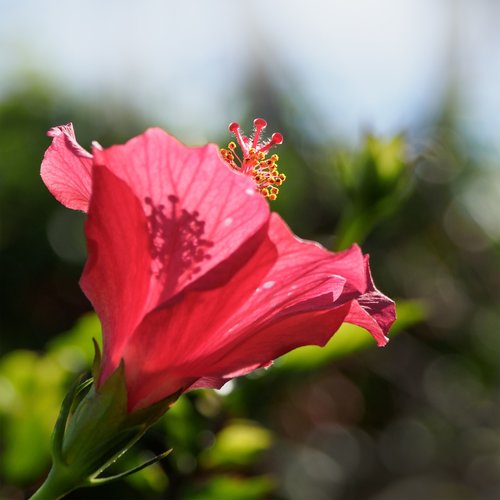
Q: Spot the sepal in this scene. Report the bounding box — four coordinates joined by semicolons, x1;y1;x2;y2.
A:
91;338;102;383
125;388;182;428
30;362;176;499
90;448;172;486
61;361;135;474
51;375;89;465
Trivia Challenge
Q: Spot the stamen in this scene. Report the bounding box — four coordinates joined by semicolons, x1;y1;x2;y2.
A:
220;118;285;201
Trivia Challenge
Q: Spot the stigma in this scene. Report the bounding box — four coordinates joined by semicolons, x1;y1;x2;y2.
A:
220;118;286;201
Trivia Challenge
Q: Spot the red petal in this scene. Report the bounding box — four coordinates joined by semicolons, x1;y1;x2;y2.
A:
41;124;93;211
122;214;394;410
80;166;152;383
344;256;395;346
92;128;270;306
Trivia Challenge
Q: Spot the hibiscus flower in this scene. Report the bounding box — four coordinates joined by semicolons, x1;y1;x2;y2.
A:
41;120;395;412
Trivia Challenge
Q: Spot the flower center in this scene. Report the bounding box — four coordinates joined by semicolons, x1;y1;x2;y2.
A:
220;118;285;201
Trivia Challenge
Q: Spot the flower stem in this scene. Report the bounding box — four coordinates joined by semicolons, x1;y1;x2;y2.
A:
29;465;80;500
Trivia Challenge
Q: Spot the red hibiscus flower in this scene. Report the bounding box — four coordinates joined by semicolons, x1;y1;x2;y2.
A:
41;121;395;412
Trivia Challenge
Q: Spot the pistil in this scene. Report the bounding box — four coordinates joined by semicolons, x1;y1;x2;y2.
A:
221;118;286;201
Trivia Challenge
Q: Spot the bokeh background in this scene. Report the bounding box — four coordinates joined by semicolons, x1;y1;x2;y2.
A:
1;1;500;499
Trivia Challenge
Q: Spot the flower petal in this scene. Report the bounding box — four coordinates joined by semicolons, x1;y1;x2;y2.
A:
80;166;152;382
122;214;394;410
344;256;395;346
41;124;93;211
91;128;270;306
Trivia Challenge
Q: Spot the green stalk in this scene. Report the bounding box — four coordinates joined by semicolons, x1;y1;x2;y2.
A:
29;464;82;500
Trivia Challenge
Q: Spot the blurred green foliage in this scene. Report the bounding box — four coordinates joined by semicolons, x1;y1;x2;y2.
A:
199;421;272;469
0;81;149;353
333;134;411;250
183;475;275;500
1;74;500;500
0;314;97;485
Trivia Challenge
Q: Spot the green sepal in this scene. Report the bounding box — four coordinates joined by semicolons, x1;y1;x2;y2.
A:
76;377;94;395
59;361;178;480
83;426;146;479
51;375;87;465
126;388;182;428
31;361;178;499
67;377;94;433
91;338;102;382
90;448;172;486
62;360;130;472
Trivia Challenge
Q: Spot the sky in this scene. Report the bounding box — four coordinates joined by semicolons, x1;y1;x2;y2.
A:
0;0;499;149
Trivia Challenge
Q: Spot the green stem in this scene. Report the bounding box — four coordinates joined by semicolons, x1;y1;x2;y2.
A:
29;465;82;500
